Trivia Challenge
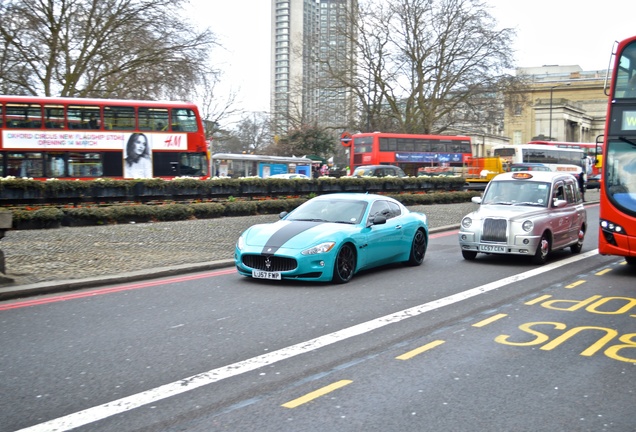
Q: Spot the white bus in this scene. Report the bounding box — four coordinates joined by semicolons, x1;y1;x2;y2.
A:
492;144;586;175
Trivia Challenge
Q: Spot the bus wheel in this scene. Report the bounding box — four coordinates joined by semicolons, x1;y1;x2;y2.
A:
532;234;550;265
626;256;636;266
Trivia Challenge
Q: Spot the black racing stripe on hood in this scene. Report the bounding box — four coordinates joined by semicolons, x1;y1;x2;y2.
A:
261;221;324;255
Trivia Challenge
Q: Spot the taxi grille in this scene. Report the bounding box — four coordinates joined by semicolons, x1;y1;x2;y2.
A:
482;218;508;242
242;255;297;272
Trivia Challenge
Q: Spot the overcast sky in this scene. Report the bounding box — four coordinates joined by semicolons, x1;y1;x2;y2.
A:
188;0;634;115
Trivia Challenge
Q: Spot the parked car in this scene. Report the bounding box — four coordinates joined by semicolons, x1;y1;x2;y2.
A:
458;171;587;264
351;165;406;178
235;193;428;283
586;174;601;189
268;173;310;179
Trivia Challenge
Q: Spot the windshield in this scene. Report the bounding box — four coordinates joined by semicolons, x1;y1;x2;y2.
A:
482;180;551;207
287;199;368;224
605;139;636;214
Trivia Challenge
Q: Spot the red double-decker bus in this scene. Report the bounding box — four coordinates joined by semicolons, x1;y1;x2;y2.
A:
598;35;636;266
0;95;209;179
528;140;602;175
344;132;472;176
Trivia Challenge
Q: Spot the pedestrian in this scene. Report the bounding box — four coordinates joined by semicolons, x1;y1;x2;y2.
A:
577;172;586;202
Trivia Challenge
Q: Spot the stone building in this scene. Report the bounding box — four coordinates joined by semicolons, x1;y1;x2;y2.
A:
504;65;608;147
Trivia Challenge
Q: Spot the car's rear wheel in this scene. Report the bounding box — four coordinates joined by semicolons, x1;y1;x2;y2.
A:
532;233;550;264
333;243;355;284
407;229;427;266
570;228;585;253
462;250;478;260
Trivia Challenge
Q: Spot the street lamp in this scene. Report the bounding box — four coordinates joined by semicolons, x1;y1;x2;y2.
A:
549;82;571;141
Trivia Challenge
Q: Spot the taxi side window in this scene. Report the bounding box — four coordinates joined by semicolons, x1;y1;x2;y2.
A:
553;184;565;204
565;183;576;203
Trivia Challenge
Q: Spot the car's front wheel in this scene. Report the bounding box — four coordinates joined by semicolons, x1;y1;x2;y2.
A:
407;229;427;266
332;243;355;284
462;250;478;260
532;233;550;264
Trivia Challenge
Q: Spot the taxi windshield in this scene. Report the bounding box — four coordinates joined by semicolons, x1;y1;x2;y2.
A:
482;180;551;207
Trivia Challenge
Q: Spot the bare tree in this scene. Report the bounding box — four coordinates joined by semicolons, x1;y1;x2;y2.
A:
0;0;217;99
327;0;520;134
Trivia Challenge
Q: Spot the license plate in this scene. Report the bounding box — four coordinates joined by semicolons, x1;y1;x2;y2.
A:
479;244;506;252
252;270;281;280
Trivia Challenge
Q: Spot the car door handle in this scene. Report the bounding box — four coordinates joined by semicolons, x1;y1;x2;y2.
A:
395;225;403;230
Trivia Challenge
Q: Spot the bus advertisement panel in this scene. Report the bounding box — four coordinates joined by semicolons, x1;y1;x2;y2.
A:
492;144;586;175
598;35;636;265
0;96;209;179
346;132;472;177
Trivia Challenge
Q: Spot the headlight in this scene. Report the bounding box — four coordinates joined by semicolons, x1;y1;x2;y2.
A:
302;242;336;255
461;217;472;229
522;220;534;232
236;235;245;250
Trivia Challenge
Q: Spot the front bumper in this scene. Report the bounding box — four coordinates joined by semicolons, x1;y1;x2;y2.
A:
458;231;541;256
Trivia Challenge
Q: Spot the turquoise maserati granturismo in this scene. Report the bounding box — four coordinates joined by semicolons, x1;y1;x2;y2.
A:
235;193;429;284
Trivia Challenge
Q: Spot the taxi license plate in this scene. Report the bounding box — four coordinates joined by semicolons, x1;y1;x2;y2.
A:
479;244;506;252
252;270;281;280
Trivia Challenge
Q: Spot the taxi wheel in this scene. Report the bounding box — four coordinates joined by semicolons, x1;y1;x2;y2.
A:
333;243;355;284
532;233;550;265
462;250;477;260
570;228;585;254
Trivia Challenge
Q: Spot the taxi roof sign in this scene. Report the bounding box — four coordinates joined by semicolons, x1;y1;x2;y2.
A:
512;172;534;180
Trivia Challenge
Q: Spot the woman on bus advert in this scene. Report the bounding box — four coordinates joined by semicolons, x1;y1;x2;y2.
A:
124;132;153;178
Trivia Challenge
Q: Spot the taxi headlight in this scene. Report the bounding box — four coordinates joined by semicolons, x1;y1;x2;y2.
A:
302;242;336;255
461;217;472;229
522;220;534;232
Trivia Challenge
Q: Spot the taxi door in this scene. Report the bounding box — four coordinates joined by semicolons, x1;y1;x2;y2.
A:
550;181;577;249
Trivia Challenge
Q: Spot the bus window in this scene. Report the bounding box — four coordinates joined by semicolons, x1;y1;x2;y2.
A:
46;153;66;177
44;105;65;129
68;152;103;177
171;108;198;132
104;106;135;130
180;153;207;176
68;105;101;130
7;152;44;177
5;103;42;128
138;107;169;131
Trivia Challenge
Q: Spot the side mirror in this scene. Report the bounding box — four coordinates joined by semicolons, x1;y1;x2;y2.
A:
552;199;567;208
279;211;288;219
471;196;482;204
368;214;387;226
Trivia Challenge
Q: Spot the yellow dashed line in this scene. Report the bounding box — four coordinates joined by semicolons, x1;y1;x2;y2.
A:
473;313;508;327
596;268;612;276
282;380;353;408
565;280;586;289
396;340;445;360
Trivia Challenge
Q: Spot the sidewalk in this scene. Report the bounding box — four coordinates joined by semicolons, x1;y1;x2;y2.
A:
0;190;599;301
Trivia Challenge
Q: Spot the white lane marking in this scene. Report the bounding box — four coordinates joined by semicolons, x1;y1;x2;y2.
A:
18;249;599;432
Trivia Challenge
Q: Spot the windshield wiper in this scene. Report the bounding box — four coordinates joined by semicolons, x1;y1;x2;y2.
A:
512;202;545;207
290;218;327;222
619;137;636;148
